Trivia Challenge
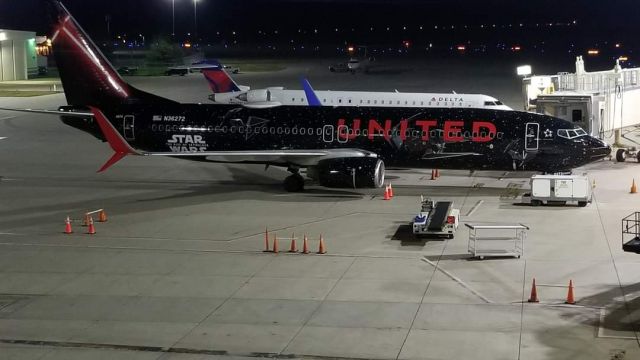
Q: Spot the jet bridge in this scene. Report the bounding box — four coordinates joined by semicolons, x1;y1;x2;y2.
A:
523;56;640;144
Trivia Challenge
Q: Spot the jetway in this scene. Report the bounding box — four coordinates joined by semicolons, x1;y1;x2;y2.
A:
523;57;640;144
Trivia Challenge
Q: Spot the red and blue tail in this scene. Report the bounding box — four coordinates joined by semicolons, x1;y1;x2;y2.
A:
202;68;242;93
48;1;174;108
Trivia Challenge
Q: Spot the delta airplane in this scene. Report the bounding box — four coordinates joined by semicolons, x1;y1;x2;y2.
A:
203;67;513;110
1;1;611;192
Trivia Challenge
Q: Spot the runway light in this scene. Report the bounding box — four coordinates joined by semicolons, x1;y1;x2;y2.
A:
456;45;466;51
615;43;621;48
516;65;532;76
587;49;599;55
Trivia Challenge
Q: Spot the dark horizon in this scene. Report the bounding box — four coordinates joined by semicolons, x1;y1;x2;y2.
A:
1;1;638;39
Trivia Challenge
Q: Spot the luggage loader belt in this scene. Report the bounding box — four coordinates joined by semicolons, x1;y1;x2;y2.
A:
428;201;452;231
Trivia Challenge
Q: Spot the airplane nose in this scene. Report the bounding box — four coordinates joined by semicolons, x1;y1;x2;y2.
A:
588;137;611;160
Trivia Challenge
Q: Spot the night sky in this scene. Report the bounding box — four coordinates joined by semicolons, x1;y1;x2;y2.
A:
0;0;638;44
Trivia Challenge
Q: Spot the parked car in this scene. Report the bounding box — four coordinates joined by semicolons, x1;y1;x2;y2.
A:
223;65;240;74
329;63;349;73
165;67;188;76
117;66;138;75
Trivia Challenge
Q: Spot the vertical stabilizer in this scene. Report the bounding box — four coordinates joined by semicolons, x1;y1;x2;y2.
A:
49;1;174;108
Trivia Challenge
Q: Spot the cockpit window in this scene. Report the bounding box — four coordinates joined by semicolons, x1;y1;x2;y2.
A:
557;127;588;139
495;101;503;105
484;101;497;106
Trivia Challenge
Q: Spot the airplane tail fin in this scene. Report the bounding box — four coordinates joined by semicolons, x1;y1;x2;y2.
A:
301;78;322;107
202;67;243;93
48;1;174;108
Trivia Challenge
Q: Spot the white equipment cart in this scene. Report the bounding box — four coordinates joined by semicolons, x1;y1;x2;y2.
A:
466;223;529;259
523;174;592;207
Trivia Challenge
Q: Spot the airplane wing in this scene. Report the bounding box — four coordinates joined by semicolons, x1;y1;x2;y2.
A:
241;101;283;109
421;152;482;160
0;106;379;170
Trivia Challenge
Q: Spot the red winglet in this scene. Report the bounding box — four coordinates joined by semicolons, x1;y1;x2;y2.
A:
89;106;139;172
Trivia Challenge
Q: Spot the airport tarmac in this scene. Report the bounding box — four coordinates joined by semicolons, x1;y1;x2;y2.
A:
1;60;640;359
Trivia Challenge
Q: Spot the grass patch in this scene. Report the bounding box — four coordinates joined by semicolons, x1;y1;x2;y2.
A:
0;91;58;97
25;77;61;82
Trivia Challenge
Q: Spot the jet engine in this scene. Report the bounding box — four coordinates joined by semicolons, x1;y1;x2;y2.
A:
246;89;271;102
308;157;385;188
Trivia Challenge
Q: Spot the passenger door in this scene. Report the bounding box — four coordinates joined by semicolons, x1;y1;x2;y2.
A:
525;123;539;151
123;115;135;141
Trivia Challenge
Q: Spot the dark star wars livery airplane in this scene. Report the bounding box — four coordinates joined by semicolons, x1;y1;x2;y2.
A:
3;2;611;192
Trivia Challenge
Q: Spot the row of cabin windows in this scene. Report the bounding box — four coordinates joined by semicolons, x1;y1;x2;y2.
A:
307;98;466;107
341;128;499;139
288;97;467;107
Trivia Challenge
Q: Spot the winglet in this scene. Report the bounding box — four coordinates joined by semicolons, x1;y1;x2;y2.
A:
88;106;140;172
301;78;322;107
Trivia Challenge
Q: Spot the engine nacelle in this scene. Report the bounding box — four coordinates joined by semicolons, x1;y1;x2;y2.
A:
308;157;385;188
246;89;271;103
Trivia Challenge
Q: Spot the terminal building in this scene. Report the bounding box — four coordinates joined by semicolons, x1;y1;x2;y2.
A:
0;29;38;81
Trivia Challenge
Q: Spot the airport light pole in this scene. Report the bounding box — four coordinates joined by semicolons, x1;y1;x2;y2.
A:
171;0;175;36
193;0;199;39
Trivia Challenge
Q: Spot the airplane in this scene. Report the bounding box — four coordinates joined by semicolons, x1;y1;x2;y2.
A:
0;1;611;193
166;59;239;76
203;67;513;111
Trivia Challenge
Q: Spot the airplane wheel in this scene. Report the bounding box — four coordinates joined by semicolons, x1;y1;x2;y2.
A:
284;174;305;192
616;149;626;162
531;200;541;207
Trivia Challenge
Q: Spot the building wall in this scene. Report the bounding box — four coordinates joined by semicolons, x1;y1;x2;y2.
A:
0;30;36;81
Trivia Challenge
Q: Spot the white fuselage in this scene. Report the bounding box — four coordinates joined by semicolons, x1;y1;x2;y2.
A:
210;88;512;111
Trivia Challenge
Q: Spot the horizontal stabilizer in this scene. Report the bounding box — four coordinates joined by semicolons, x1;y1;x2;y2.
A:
0;107;93;117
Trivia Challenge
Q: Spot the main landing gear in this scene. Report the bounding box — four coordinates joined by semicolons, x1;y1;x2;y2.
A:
284;168;305;192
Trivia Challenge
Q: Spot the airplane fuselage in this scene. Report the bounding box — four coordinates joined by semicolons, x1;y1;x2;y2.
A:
67;104;610;173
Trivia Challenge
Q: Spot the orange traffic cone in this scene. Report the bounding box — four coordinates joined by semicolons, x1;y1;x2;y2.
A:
272;234;279;253
383;187;391;200
565;280;576;305
289;233;298;253
98;210;108;222
264;227;270;252
389;184;394;197
631;179;637;194
317;235;326;254
87;217;96;235
64;216;73;234
82;213;90;227
431;169;436;180
528;278;539;303
302;235;310;254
